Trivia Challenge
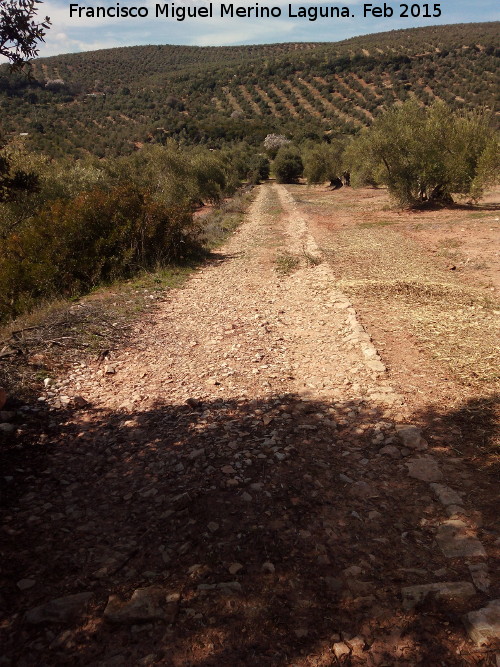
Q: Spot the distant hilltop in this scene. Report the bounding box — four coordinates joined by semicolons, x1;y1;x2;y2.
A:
1;22;498;158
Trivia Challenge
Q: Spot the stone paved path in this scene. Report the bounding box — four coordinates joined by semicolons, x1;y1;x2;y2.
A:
1;183;498;665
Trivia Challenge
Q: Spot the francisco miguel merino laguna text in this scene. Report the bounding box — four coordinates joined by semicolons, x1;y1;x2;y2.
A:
69;3;354;21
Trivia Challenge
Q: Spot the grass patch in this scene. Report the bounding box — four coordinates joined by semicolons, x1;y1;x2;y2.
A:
275;251;300;276
324;223;499;390
358;220;394;228
267;206;283;217
336;275;499;387
466;212;494;220
198;188;255;250
0;268;194;403
438;237;462;249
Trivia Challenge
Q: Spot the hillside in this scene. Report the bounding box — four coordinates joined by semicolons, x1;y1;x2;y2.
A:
0;22;498;157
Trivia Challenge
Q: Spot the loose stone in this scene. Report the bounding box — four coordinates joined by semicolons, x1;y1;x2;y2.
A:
436;519;486;558
333;642;351;659
348;481;377;498
430;483;463;506
401;581;475;610
379;445;401;458
104;587;179;624
25;592;93;625
262;562;275;573
467;562;491;593
395;425;428;450
406;456;443;483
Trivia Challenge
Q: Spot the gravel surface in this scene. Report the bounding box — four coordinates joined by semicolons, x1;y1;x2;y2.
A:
1;183;498;666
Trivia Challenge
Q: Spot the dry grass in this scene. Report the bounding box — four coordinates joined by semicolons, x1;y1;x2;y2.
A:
287;183;500;467
0;267;193;402
275;251;301;275
327;225;499;390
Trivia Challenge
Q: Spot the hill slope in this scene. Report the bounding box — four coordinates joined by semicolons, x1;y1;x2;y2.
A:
1;22;498;157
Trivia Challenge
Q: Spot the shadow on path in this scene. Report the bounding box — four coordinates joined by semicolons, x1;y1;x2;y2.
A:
1;390;498;665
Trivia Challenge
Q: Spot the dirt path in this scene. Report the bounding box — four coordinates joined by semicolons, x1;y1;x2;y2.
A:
1;184;498;665
290;184;500;408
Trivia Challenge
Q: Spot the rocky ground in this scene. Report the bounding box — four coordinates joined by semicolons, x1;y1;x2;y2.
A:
0;183;499;665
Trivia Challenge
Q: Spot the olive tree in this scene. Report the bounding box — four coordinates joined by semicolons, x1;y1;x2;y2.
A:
346;101;499;206
302;140;345;184
273;146;303;184
247;155;270;184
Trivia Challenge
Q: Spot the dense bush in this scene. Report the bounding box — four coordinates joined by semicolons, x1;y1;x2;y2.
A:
191;153;228;204
0;140;256;322
273;146;304;183
302;140;344;184
0;137;40;204
247;155;270;184
0;184;195;320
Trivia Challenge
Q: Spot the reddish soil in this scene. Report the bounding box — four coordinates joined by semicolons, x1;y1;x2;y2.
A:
0;183;498;666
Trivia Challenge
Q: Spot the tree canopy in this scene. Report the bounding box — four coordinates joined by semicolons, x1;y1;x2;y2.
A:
273;146;304;184
0;0;50;67
345;101;499;206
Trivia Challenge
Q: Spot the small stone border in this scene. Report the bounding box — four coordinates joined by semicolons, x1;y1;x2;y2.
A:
281;185;499;650
400;427;498;647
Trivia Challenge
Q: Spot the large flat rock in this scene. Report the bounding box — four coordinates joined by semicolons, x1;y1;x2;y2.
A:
430;483;463;507
406;456;443;482
436;519;486;558
25;592;93;625
463;599;500;646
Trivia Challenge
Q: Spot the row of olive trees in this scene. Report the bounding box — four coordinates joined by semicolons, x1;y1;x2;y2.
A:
265;102;499;207
266;136;346;186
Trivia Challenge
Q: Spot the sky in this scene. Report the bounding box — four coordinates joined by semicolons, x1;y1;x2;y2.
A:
3;0;499;60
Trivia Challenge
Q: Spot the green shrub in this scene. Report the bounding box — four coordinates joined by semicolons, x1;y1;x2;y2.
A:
247;155;270;184
303;140;344;184
191;153;227;204
0;140;249;323
273;146;304;183
0;185;196;321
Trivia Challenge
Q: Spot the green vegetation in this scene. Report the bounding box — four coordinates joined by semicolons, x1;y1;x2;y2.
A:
274;146;304;183
0;22;498;323
345;101;499;206
275;251;301;275
0;23;497;159
247;154;271;184
302;140;344;184
0;0;51;66
0;140;258;323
